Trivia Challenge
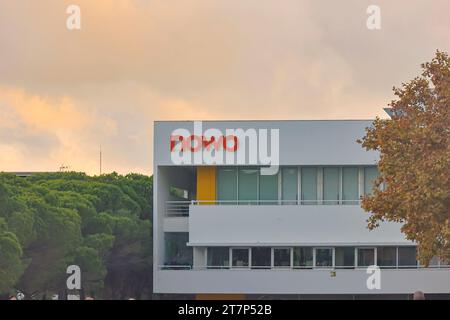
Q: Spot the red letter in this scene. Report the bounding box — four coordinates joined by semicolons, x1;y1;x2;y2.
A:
224;135;238;152
170;135;184;152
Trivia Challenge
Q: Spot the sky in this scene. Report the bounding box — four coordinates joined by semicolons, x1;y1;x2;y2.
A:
0;0;449;175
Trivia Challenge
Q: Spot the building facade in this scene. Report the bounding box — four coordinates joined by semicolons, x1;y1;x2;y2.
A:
153;120;450;298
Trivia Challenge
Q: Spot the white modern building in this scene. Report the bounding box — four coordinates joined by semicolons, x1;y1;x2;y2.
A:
153;119;450;299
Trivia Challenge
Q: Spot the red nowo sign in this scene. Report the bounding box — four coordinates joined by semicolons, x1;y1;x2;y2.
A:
170;135;238;152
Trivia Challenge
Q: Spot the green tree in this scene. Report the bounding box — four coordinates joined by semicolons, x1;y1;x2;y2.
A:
0;171;153;298
359;51;450;264
0;230;24;295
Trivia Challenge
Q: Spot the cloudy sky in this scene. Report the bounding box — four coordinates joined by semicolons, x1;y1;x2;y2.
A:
0;0;448;175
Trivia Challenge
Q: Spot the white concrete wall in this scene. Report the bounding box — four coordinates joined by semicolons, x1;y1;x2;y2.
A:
154;120;379;166
154;268;450;294
164;217;189;232
189;205;412;246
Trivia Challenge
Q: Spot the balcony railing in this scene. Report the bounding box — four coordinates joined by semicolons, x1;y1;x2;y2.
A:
191;200;361;205
158;264;450;271
166;200;191;217
165;199;362;217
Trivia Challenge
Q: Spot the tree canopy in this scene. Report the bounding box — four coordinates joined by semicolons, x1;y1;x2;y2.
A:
359;51;449;264
0;172;153;299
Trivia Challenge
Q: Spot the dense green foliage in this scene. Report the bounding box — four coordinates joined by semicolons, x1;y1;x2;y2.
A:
0;172;153;299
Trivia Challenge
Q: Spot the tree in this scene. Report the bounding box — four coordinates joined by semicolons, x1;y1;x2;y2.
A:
0;229;24;295
359;51;449;264
0;171;153;299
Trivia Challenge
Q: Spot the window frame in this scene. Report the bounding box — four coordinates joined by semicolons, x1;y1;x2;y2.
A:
313;247;334;269
230;247;251;269
272;247;293;269
356;247;377;268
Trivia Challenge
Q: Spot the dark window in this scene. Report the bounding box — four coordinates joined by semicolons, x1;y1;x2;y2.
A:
357;248;375;267
293;247;313;268
335;247;355;269
274;248;291;268
231;248;249;268
207;247;230;269
315;248;333;268
164;233;192;268
251;247;271;269
377;247;397;268
398;247;417;268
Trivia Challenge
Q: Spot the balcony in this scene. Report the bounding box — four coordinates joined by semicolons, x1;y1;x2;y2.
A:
187;203;410;246
165;199;362;217
154;268;450;294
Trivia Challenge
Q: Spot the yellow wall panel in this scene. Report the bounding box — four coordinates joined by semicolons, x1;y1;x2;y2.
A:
196;167;216;204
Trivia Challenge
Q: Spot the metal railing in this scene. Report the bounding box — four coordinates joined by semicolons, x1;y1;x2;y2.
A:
165;199;362;216
191;200;361;205
166;200;191;217
158;264;450;271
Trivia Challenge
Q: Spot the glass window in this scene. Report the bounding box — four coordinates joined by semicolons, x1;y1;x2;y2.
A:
217;168;237;203
335;247;355;269
259;170;278;205
238;168;258;204
251;247;271;269
398;247;417;268
207;247;230;269
273;248;291;268
357;248;375;267
231;248;249;268
293;247;313;268
323;167;340;205
282;168;298;204
301;167;317;205
364;167;379;195
377;247;397;268
315;248;333;268
164;233;192;268
342;167;359;204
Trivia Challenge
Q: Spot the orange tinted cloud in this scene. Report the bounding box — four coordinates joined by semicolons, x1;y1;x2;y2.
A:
0;87;89;132
0;0;449;174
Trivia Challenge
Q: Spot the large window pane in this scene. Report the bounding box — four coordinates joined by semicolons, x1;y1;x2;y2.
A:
364;167;379;195
251;247;271;269
315;248;333;268
259;170;278;205
282;168;298;204
398;247;417;268
301;167;317;205
238;168;258;204
164;233;192;269
217;168;237;204
323;167;340;205
273;248;291;268
232;248;249;268
293;247;313;268
342;167;359;204
377;247;397;268
357;248;375;267
207;247;230;269
335;247;355;269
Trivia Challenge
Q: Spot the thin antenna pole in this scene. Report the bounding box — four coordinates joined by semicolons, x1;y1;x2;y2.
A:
99;145;102;176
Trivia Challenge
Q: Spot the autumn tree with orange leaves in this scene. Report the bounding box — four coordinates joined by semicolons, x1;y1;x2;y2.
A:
359;51;449;265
